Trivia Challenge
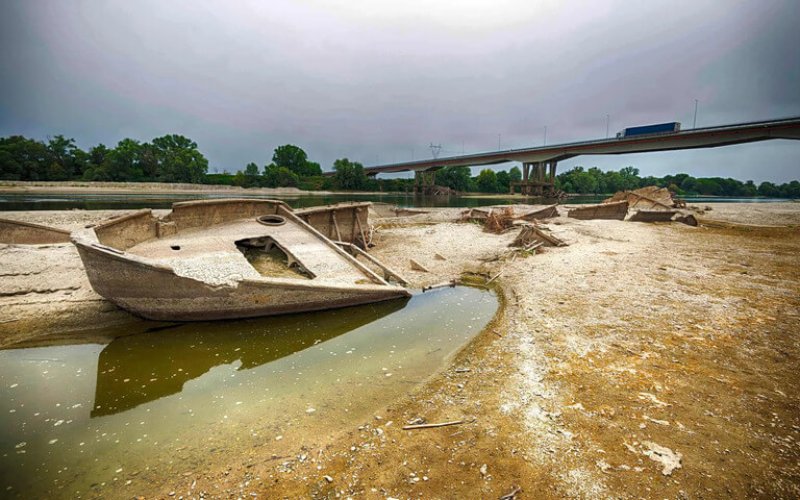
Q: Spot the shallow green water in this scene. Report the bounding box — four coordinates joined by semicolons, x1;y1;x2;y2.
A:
0;287;497;498
0;192;789;211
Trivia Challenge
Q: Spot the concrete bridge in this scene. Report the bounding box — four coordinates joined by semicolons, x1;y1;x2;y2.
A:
328;116;800;195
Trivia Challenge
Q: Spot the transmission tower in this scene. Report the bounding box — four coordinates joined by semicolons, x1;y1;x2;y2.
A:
429;143;442;159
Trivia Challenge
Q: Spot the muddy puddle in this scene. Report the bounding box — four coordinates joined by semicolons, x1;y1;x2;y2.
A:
0;286;497;498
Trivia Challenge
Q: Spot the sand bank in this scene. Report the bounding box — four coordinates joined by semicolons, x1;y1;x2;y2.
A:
1;202;799;497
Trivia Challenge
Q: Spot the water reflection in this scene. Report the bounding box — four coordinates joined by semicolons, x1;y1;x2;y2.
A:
90;298;408;416
0;287;496;498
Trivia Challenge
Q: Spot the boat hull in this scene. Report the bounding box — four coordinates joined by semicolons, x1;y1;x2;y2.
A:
75;241;410;322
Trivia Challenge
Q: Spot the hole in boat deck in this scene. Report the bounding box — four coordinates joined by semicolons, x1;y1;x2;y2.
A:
236;237;312;279
257;214;287;226
0;286;497;497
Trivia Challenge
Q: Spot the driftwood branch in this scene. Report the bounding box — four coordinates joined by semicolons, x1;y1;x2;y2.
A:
499;485;522;500
402;420;464;430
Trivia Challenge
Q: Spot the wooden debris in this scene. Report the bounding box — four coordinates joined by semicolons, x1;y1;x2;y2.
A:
335;241;409;285
434;253;447;261
568;201;628;220
628;210;679;223
462;204;558;231
499;485;522;500
523;241;545;252
402;420;464;430
628;210;699;226
604;186;681;209
422;280;457;292
486;270;505;284
511;224;567;248
517;204;558;221
485;207;516;233
409;258;430;272
674;213;698;226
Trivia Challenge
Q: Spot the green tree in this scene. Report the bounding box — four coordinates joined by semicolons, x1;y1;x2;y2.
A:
244;162;259;176
496;170;511;193
272;145;321;177
147;135;208;183
619;166;640;190
758;181;779;197
305;161;323;177
263;164;299;187
476;169;498;193
437;166;472;192
587;167;605;194
108;138;144;181
0;136;49;180
332;158;367;190
42;135;84;180
236;162;261;187
82;144;112;180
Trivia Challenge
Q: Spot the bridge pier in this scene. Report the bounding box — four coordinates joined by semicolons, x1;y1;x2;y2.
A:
510;160;557;197
414;170;437;194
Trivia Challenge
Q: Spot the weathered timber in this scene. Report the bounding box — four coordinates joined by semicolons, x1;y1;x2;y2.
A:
605;186;681;209
402;420;464;430
628;210;679;223
511;223;567;247
295;202;371;246
335;241;409;285
0;218;71;245
568;201;629;220
517;204;559;221
409;258;430;273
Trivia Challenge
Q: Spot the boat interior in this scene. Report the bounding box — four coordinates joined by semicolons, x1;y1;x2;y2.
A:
87;199;395;287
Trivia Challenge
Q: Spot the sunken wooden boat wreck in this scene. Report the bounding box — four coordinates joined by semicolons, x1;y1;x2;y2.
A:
71;199;410;321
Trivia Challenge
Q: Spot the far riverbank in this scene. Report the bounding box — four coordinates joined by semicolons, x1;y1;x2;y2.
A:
0;181;793;211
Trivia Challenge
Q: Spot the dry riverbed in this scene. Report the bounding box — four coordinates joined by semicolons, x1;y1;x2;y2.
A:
1;203;799;498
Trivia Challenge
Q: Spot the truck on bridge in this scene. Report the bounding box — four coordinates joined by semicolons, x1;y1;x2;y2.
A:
617;122;681;138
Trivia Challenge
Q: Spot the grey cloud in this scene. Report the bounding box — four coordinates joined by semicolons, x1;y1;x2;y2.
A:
1;0;798;181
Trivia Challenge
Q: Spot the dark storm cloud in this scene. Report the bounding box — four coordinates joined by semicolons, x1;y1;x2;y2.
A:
1;0;798;181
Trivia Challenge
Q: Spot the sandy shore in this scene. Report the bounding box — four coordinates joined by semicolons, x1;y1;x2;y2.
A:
1;202;799;497
0;180;387;196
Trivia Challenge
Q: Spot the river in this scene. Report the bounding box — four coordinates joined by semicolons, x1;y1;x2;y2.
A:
0;286;498;498
0;192;792;211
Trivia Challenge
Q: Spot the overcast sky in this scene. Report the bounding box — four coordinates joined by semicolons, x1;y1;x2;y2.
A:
1;0;799;182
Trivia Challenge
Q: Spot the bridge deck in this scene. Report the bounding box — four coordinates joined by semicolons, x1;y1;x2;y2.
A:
325;116;800;177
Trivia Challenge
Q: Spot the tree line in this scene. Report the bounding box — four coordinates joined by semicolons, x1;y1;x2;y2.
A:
554;166;800;198
0;134;208;183
1;134;797;197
